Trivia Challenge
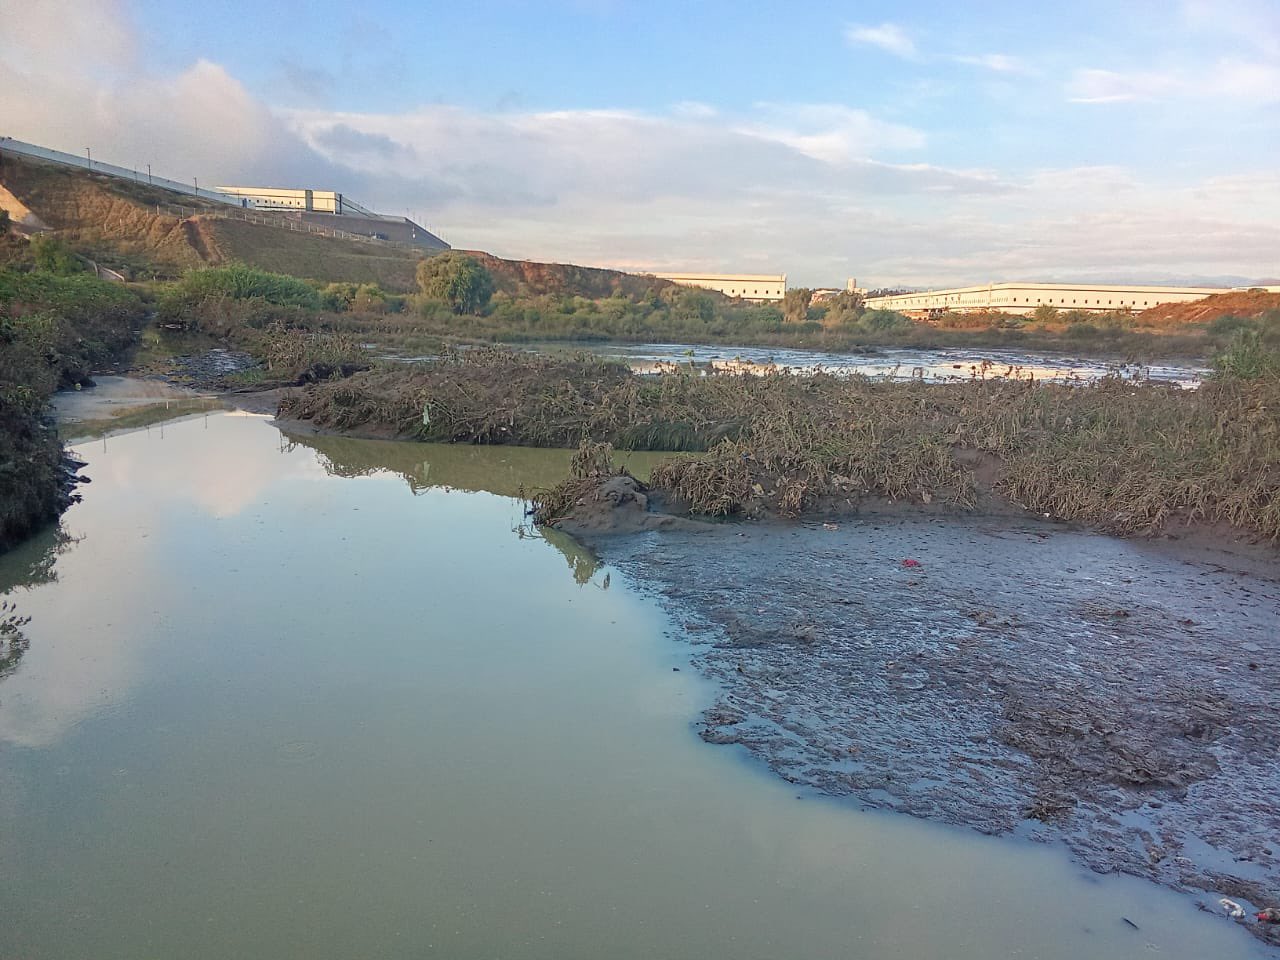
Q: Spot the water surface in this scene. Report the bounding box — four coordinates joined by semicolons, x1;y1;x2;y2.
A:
0;412;1266;959
524;341;1208;386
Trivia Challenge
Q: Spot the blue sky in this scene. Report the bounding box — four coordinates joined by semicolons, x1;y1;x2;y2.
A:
3;0;1278;285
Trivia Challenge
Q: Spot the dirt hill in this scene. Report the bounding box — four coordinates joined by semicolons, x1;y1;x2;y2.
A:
0;151;672;298
1138;290;1280;326
460;251;676;300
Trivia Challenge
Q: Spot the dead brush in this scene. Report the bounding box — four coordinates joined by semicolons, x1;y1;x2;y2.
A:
279;347;1280;539
530;438;636;524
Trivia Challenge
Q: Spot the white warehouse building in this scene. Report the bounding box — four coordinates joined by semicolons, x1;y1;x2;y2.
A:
651;273;786;302
865;282;1226;317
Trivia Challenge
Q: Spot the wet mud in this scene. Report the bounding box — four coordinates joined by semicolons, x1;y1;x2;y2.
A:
587;516;1280;946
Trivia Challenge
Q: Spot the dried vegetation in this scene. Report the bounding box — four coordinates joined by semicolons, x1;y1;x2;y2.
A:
281;347;1280;540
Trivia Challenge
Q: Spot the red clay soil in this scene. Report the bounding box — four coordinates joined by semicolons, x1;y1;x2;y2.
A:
1139;291;1280;326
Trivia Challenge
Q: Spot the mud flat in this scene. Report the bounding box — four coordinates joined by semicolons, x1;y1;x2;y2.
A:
583;514;1280;946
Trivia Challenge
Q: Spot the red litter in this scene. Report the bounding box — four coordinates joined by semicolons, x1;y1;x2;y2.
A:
902;559;922;569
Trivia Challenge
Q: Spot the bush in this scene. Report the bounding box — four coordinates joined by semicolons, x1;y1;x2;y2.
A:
1031;303;1059;324
29;235;85;276
171;264;322;310
1208;314;1255;338
1212;330;1280;380
416;253;495;315
1065;323;1101;340
860;309;910;332
155;264;323;332
0;209;10;234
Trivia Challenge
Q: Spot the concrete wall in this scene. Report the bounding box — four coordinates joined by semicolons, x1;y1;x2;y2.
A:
866;282;1227;316
296;212;449;251
652;272;786;302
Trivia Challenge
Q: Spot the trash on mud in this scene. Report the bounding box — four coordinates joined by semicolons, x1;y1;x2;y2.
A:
1258;907;1280;923
1220;898;1245;918
823;523;839;531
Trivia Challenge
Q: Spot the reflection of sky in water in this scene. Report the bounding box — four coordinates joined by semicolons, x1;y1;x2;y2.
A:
0;413;1264;960
524;342;1208;388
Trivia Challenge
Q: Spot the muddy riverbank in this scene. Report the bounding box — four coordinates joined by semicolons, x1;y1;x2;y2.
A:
578;514;1280;947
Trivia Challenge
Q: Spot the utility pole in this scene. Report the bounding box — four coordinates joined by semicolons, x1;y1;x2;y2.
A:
85;147;92;168
193;176;198;195
147;164;152;184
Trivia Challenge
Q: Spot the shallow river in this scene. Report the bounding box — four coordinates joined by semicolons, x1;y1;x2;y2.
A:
0;411;1268;958
523;341;1208;386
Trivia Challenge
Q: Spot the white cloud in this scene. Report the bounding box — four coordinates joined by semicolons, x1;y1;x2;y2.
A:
953;54;1031;75
1066;68;1179;103
1210;58;1280;103
671;101;718;119
733;103;927;162
1179;0;1280;58
845;22;917;59
1067;58;1280;106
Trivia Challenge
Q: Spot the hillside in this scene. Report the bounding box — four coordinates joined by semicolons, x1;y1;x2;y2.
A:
0;151;673;298
1138;290;1280;326
461;250;678;300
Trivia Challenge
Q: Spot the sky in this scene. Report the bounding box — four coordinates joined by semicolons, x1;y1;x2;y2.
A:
1;0;1278;287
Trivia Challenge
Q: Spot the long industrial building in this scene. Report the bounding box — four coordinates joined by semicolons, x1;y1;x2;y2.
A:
865;282;1226;317
652;272;786;302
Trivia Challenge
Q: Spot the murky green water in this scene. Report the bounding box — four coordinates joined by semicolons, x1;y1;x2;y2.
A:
0;412;1267;959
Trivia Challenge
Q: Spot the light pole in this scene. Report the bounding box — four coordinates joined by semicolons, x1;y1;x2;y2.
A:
85;147;91;168
147;164;152;184
193;176;198;195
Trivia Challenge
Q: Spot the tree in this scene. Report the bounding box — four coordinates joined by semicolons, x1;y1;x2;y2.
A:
0;208;10;234
673;289;714;323
782;287;812;323
416;253;495;315
823;290;865;326
1031;303;1059;324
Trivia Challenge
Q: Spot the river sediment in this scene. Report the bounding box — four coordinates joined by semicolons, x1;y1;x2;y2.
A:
584;514;1280;947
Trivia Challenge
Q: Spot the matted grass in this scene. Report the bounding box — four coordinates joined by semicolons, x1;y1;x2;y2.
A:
280;348;1280;539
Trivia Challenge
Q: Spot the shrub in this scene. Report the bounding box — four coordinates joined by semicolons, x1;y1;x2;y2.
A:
30;235;85;276
1208;314;1255;338
171;264;322;310
1212;330;1280;380
1065;323;1101;340
1031;303;1059;324
861;309;910;332
155;264;323;331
